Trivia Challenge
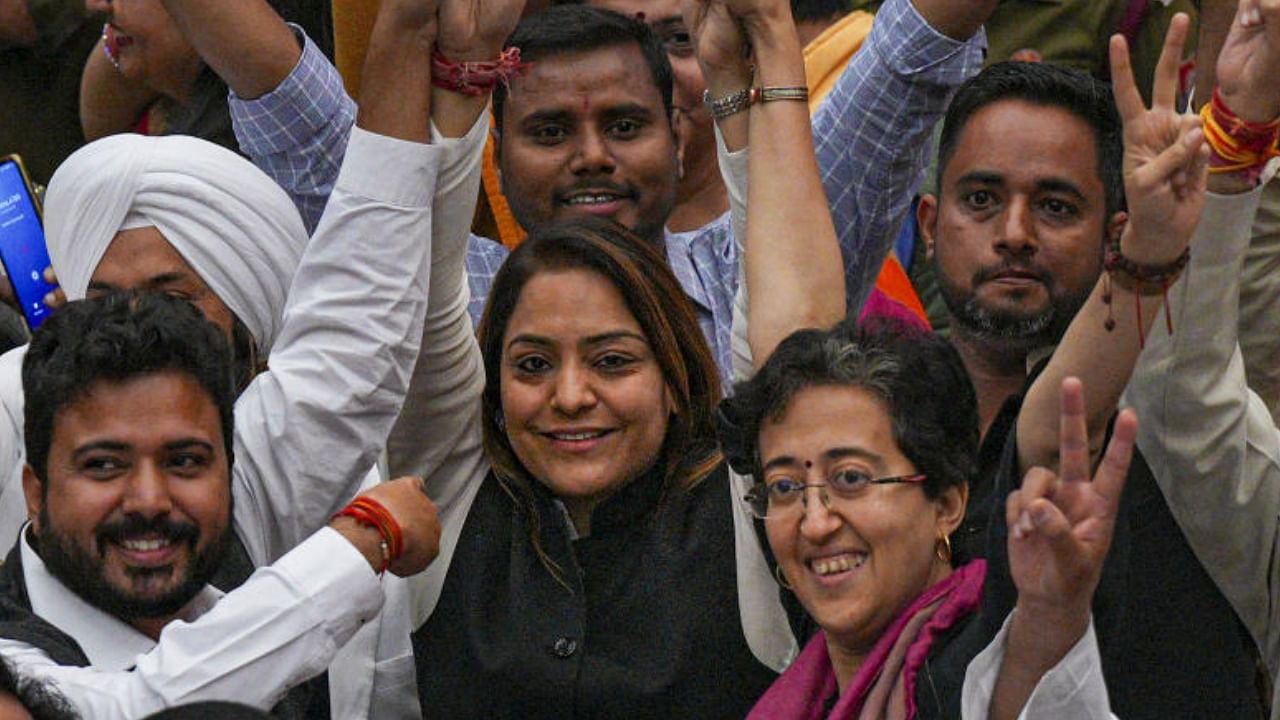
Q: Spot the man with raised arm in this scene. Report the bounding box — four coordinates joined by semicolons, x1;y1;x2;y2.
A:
154;0;994;387
915;15;1263;718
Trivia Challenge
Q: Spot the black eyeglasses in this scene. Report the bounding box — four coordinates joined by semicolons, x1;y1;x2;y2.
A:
743;470;927;519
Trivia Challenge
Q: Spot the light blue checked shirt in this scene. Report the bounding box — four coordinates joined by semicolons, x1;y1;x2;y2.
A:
230;0;984;383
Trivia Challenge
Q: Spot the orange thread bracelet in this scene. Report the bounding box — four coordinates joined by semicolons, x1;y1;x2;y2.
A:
1200;88;1280;185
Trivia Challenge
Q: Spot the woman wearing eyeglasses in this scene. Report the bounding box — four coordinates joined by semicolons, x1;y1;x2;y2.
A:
723;321;983;718
724;320;1131;720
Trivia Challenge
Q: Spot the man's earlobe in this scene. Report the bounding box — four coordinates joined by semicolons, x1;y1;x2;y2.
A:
672;107;690;176
22;465;43;531
918;194;940;261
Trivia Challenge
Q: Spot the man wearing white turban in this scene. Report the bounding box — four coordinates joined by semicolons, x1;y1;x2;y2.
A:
0;0;457;715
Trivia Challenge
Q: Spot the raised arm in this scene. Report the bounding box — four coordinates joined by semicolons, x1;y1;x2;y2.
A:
157;0;355;230
1016;15;1208;475
385;0;522;483
967;379;1128;720
230;0;443;563
159;0;300;100
1124;0;1280;681
686;0;844;365
812;0;992;316
383;0;522;626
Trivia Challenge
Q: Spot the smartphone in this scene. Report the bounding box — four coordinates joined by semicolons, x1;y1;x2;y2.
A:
0;155;57;331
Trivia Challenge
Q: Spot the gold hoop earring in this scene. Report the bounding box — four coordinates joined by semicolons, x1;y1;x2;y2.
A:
935;531;953;566
774;565;793;590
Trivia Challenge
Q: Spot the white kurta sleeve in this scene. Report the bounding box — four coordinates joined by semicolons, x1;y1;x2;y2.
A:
229;128;442;567
385;114;491;627
961;611;1115;720
1122;181;1280;686
0;527;383;719
713;128;799;673
714;126;753;385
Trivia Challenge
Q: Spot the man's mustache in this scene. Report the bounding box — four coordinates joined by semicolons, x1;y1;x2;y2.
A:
95;515;199;554
972;262;1051;287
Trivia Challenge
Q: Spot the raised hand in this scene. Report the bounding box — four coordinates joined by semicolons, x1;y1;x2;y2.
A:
1111;13;1208;266
681;0;748;80
1217;0;1280;122
1007;378;1133;624
995;381;1133;720
436;0;526;61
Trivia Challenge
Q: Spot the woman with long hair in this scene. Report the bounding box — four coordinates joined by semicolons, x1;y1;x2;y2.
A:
395;0;843;713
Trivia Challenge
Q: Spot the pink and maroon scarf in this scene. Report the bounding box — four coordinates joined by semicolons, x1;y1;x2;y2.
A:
748;560;986;720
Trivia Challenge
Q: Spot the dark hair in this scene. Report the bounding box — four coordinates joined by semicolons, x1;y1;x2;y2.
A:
0;655;79;720
723;317;978;503
23;291;237;483
937;61;1125;219
477;218;721;574
492;5;675;136
790;0;851;25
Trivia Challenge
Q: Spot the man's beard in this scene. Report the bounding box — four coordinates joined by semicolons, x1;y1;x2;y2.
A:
35;509;232;620
938;261;1096;351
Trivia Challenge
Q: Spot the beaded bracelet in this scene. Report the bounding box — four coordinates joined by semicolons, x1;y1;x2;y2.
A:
1101;240;1189;348
431;47;530;97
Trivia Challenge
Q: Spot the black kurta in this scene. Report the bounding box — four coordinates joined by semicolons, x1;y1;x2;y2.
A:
956;362;1265;720
412;464;781;718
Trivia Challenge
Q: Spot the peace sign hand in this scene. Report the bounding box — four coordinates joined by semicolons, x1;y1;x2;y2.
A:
1007;378;1133;623
1111;13;1207;268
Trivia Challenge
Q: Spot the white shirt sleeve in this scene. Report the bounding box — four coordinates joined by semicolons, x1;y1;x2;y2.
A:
0;527;383;719
384;113;491;627
962;611;1116;720
229;127;443;566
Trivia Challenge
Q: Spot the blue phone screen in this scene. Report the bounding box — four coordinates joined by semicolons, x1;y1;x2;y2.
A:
0;161;56;330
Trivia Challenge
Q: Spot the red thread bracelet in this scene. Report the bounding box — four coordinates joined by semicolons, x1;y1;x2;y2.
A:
431;47;531;97
333;497;404;573
351;497;404;560
1200;88;1280;185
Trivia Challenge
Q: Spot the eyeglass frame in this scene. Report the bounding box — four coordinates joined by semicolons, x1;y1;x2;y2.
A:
743;472;928;520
